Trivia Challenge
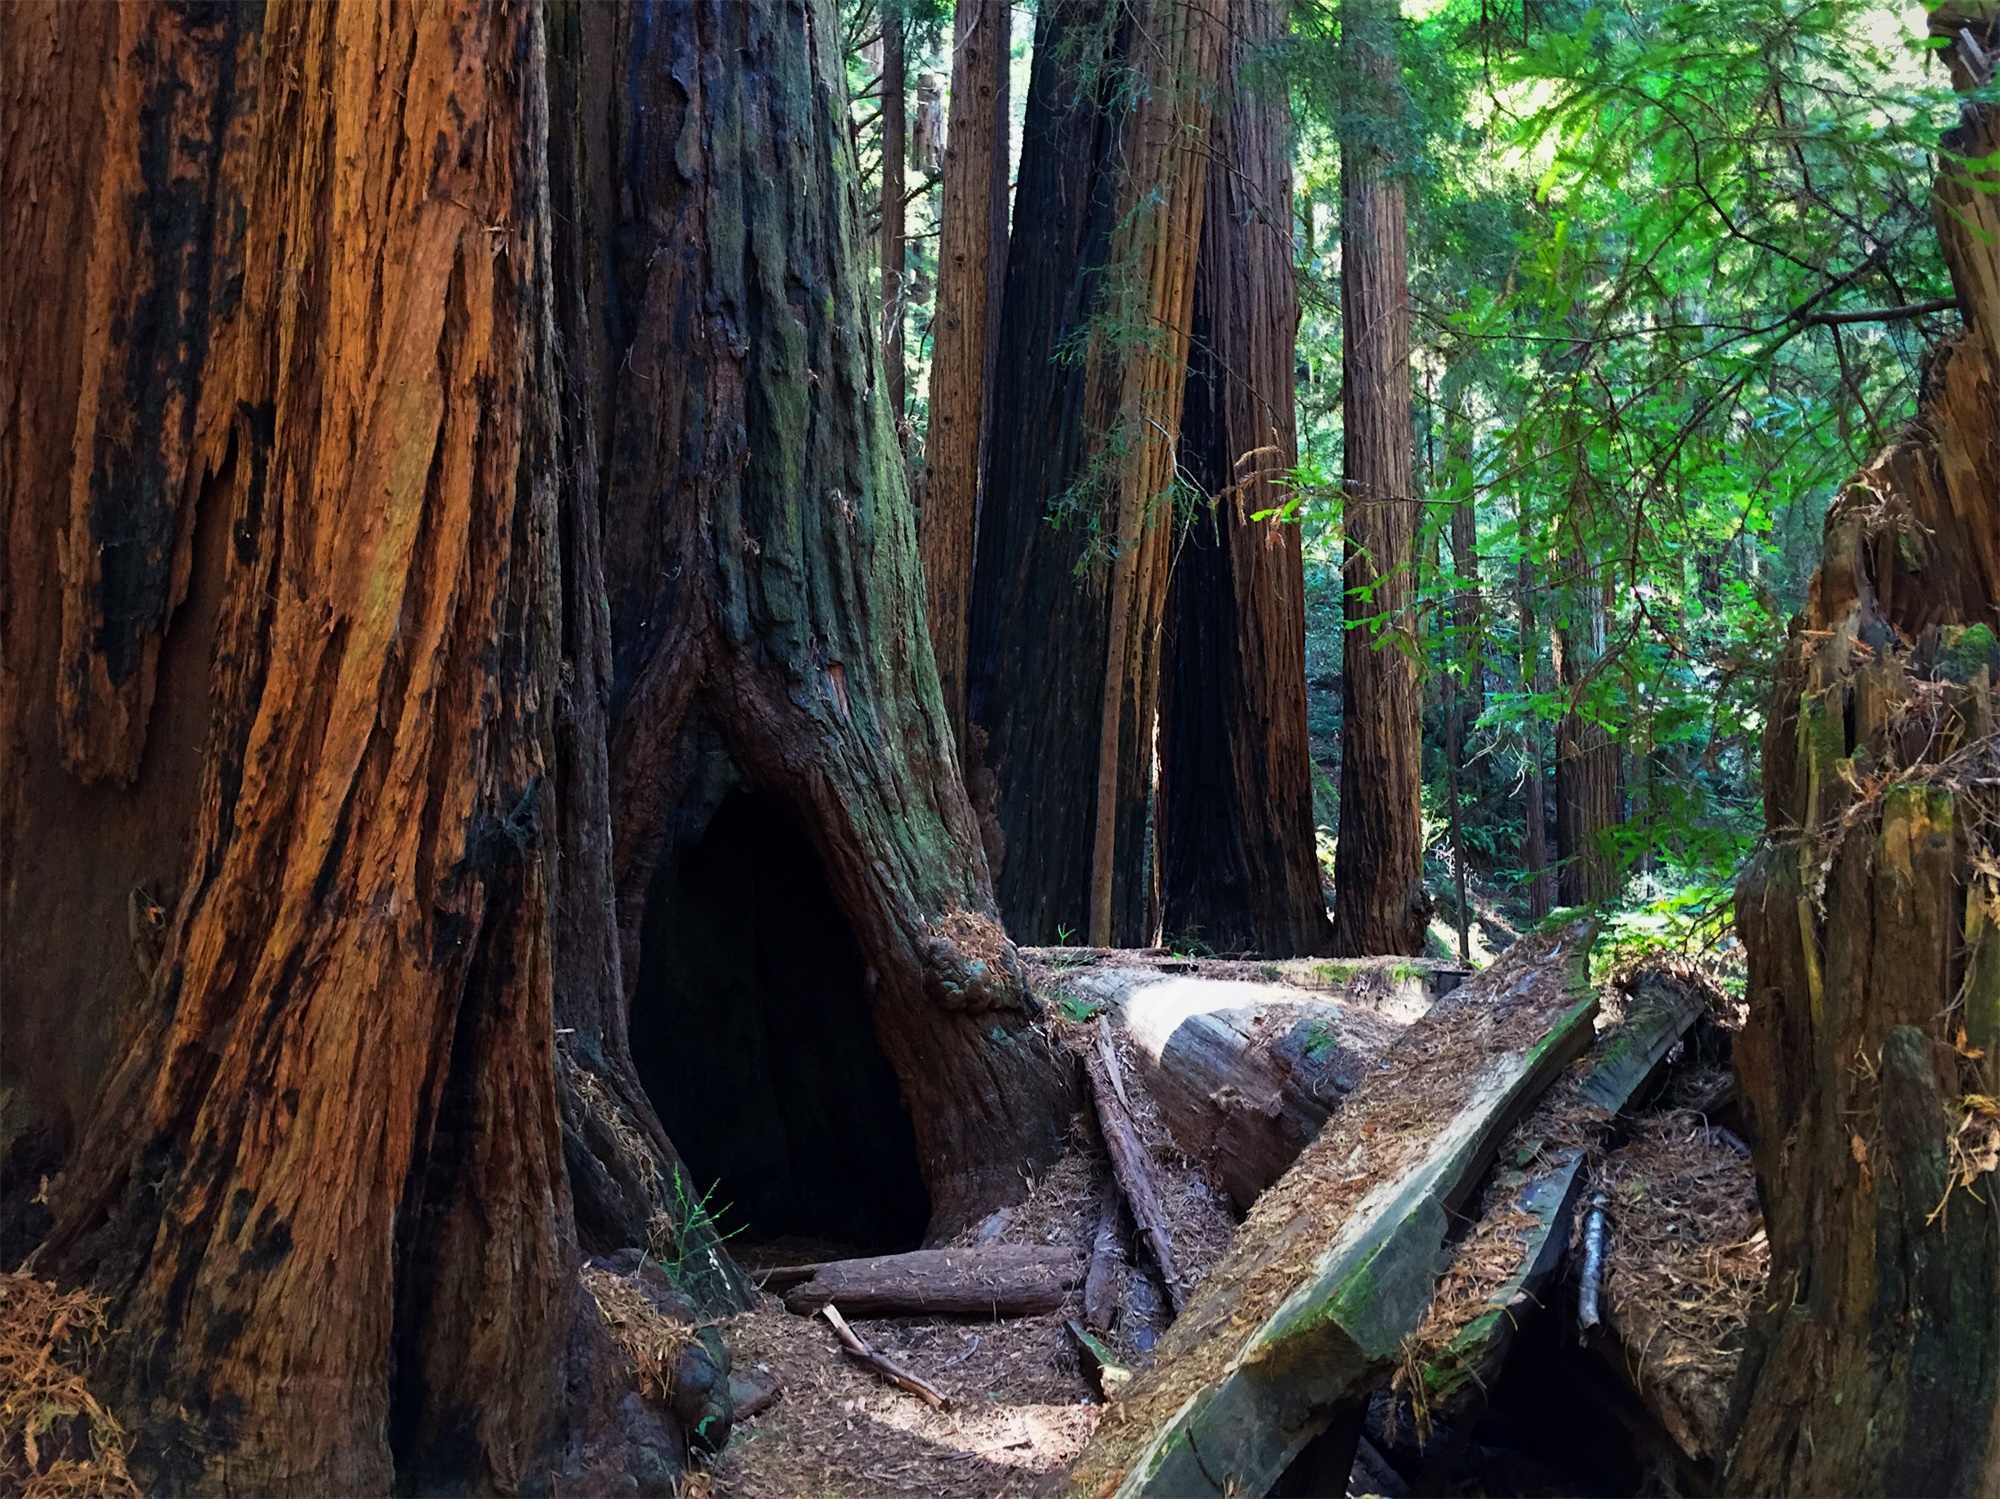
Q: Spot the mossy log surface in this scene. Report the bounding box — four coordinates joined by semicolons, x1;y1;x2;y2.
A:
1068;923;1599;1499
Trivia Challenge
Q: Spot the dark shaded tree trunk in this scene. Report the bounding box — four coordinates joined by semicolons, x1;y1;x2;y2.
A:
881;11;908;427
1554;564;1622;906
921;0;1012;751
1730;24;2000;1491
2;0;1071;1490
1516;548;1554;919
967;0;1224;946
1158;0;1332;959
1332;0;1428;956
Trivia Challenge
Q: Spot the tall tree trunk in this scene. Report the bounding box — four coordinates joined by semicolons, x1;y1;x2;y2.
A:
1730;22;2000;1491
3;0;1072;1488
966;0;1224;946
921;0;1011;751
1516;548;1554;919
1554;561;1622;905
881;12;908;426
1448;410;1484;723
1157;0;1332;958
1332;0;1428;956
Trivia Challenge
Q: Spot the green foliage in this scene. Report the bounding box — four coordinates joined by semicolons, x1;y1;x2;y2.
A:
1054;989;1104;1023
654;1171;743;1288
1282;0;1962;932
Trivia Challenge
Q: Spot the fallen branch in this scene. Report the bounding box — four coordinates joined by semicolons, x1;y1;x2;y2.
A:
820;1304;953;1412
1577;1195;1609;1333
1089;1020;1185;1313
784;1246;1082;1317
1083;1182;1127;1333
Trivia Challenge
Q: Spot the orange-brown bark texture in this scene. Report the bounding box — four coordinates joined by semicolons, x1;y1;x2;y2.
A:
967;0;1224;946
1729;16;2000;1494
2;0;1071;1491
1332;0;1428;956
1158;0;1332;958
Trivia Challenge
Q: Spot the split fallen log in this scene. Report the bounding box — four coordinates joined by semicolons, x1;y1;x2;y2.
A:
820;1304;953;1411
1083;1182;1127;1333
1068;923;1600;1499
1406;968;1712;1422
1067;1319;1134;1398
1089;1020;1185;1313
782;1246;1083;1317
1059;966;1412;1210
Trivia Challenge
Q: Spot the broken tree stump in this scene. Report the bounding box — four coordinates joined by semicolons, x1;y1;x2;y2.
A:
1403;967;1713;1425
782;1246;1084;1317
1068;923;1600;1498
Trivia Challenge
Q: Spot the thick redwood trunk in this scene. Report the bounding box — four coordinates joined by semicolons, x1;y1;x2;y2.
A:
1331;0;1428;956
968;0;1224;946
22;6;577;1488
1517;548;1554;919
1158;0;1331;959
1729;23;2000;1491
4;0;1071;1488
921;0;1012;750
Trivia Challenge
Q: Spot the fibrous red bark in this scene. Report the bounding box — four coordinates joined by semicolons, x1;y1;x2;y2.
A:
1729;16;2000;1493
1158;0;1333;959
1332;0;1428;956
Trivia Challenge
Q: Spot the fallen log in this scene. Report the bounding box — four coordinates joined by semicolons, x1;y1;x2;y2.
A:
1083;1182;1126;1333
1404;967;1712;1423
1058;967;1412;1210
1068;923;1600;1499
821;1304;953;1411
1089;1022;1186;1313
782;1246;1083;1317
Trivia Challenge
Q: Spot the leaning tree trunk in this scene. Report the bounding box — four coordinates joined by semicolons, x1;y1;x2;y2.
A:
1729;17;2000;1493
1158;0;1332;958
921;0;1012;751
1332;0;1428;956
2;0;1072;1490
966;0;1225;946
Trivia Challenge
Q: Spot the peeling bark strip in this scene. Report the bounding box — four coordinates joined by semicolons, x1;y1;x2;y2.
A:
35;5;576;1491
1159;0;1330;959
1728;15;2000;1494
57;3;257;784
968;0;1225;946
1069;925;1599;1499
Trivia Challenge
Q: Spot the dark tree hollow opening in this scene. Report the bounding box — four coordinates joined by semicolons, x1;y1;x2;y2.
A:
630;790;930;1255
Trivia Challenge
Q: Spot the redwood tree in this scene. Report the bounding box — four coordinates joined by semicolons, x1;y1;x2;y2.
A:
1158;0;1332;958
966;0;1224;946
1332;0;1429;956
1730;19;2000;1489
921;0;1012;750
1;0;1068;1490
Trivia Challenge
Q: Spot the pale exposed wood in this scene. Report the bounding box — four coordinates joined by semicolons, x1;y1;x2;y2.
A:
784;1246;1084;1317
822;1304;954;1411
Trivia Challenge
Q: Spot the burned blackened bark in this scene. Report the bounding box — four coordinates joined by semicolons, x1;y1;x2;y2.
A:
967;0;1224;946
576;0;1071;1240
1158;0;1331;959
20;5;582;1490
1729;20;2000;1494
920;0;1012;750
1332;0;1428;956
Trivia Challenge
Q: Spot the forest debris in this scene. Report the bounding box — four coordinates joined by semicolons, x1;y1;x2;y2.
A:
0;1274;136;1499
1082;1183;1126;1333
1595;1108;1768;1467
1576;1195;1609;1331
821;1305;954;1411
1065;1320;1133;1399
1392;964;1716;1440
582;1260;698;1402
729;1368;784;1421
1087;1021;1185;1313
782;1246;1084;1317
1069;923;1600;1498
